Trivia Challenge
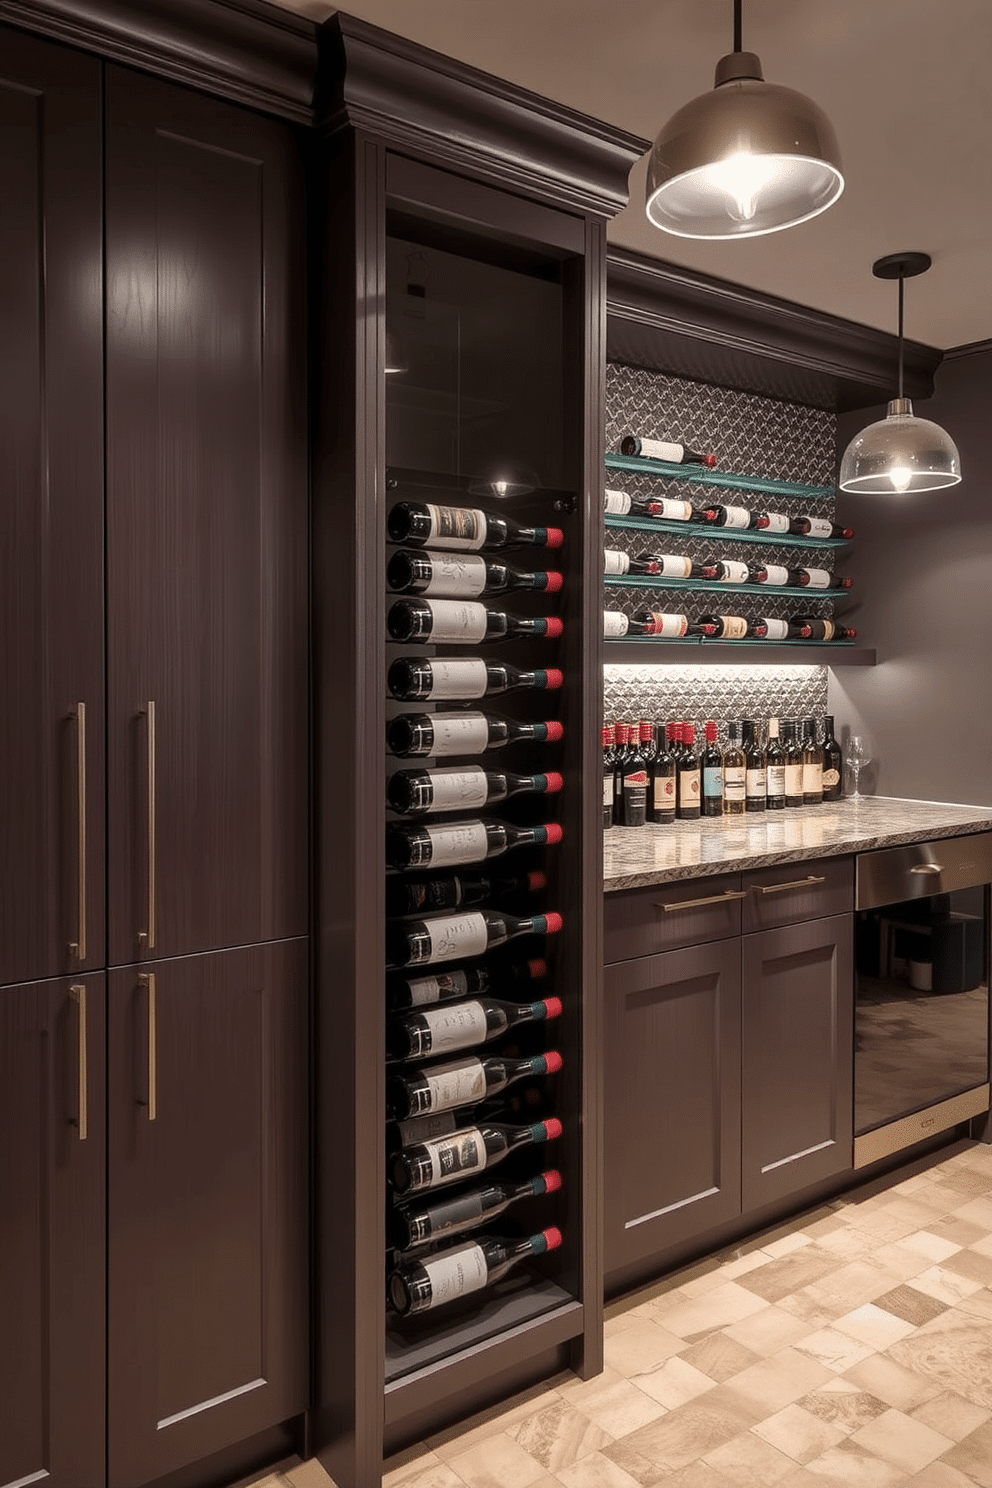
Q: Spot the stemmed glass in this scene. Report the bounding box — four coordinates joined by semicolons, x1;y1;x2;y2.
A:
847;735;872;798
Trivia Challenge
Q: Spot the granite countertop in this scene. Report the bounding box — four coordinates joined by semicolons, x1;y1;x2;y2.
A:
603;796;992;891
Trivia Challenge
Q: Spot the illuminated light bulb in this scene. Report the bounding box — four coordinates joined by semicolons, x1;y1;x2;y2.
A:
705;152;783;223
888;466;913;492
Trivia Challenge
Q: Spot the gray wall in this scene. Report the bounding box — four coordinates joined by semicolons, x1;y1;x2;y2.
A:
829;346;992;805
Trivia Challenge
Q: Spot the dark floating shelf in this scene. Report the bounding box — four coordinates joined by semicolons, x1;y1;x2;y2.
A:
605;451;835;500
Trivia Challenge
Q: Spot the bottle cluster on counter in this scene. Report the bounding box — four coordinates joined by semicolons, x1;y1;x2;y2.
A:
385;497;566;1321
604;715;844;826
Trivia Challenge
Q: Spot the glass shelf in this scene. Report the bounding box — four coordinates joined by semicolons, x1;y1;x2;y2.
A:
603;637;874;666
604;574;838;602
604;513;849;550
605;452;836;500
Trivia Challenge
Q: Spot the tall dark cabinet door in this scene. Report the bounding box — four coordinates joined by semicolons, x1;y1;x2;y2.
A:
0;29;104;987
105;67;307;967
0;972;105;1488
107;940;308;1488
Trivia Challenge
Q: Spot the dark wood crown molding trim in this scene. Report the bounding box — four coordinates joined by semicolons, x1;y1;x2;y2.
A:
606;245;944;412
943;338;992;361
0;0;318;122
315;13;647;221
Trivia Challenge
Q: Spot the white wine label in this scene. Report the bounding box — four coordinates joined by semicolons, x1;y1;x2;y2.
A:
657;499;694;521
657;555;692;578
654;773;676;807
603;775;613;808
423;1057;488;1110
603;549;631;575
423;821;490;866
679;768;700;800
763;565;790;586
802;762;824;792
819;620;837;640
425;504;487;549
719;616;749;639
746;768;767;797
421;1242;489;1305
724;767;746;803
425;914;489;964
719;561;750;583
405;969;469;1007
423;768;490;812
423;599;488;643
636;437;684;462
425;658;489;699
419;1001;489;1053
425;1128;488;1185
762;511;790;533
722;506;752;529
429;713;491;755
822;768;840;789
603;488;632;515
803;516;833;538
648;613;689;638
422;553;489;597
762;618;790;640
803;568;831;588
767;764;787;795
785;763;804;797
603;611;630;638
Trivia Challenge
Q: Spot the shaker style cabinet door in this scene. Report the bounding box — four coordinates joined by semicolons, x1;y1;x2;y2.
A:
0;973;105;1488
104;66;308;967
0;28;104;987
107;940;308;1488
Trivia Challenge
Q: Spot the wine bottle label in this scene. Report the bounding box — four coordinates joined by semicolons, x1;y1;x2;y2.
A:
719;616;748;639
424;504;487;549
762;618;790;640
820;620;837;640
802;762;824;791
656;499;694;522
428;713;492;755
603;611;630;638
603;775;613;808
424;1129;487;1185
603;489;632;515
404;970;469;1007
722;506;752;529
394;1110;459;1147
653;773;676;807
719;561;750;582
746;768;767;797
724;767;746;803
656;555;692;578
415;1190;488;1242
679;768;700;800
423;659;490;699
423;1057;489;1110
425;915;489;964
785;763;804;796
763;565;790;586
423;822;490;866
634;437;684;463
647;613;689;638
803;568;831;588
421;600;488;643
822;767;840;789
422;768;490;812
762;512;790;533
420;1242;489;1305
767;764;787;795
422;553;489;597
803;516;833;538
703;766;723;797
603;549;630;575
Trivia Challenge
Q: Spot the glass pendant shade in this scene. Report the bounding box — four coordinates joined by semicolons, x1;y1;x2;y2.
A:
646;51;843;239
839;398;962;494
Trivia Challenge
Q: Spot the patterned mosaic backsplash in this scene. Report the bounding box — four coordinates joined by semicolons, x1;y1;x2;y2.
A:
604;664;828;736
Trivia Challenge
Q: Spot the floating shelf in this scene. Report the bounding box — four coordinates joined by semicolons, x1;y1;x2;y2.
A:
604;513;849;550
605;452;836;500
603;638;875;667
604;574;839;602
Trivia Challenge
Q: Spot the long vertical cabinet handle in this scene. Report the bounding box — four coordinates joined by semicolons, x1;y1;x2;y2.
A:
69;702;87;961
70;983;87;1140
139;972;157;1121
142;701;156;950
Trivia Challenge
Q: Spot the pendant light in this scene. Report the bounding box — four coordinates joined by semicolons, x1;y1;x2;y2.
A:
839;254;961;494
645;0;843;239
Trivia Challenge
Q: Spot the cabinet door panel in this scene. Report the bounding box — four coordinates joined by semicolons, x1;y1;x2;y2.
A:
0;972;105;1488
105;67;307;965
605;940;741;1274
742;913;853;1210
108;940;308;1488
0;28;104;986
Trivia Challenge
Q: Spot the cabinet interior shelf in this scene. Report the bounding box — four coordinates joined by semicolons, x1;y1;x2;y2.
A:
603;638;875;666
605;452;836;501
604;513;848;550
604;574;837;602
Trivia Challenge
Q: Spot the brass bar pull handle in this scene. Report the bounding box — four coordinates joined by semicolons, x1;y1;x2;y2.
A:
70;983;87;1141
910;863;944;875
70;703;87;961
140;972;157;1121
142;702;156;950
657;890;747;913
755;875;827;895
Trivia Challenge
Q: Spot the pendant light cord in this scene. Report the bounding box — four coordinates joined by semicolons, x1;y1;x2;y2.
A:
733;0;742;51
897;270;905;400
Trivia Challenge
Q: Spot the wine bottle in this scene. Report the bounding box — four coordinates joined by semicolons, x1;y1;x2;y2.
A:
386;869;546;918
387;957;547;1012
390;1168;561;1252
385;909;563;971
696;613;752;640
387;1049;563;1119
387;710;563;759
754;565;851;590
604;488;698;522
638;720;657;768
755;617;814;641
618;724;648;827
630;610;717;638
602;724;616;830
388;765;564;817
391;1117;563;1195
801;718;824;805
742;720;767;813
821;715;843;802
386;818;562;871
387;599;563;645
713;559;764;584
387;1226;564;1314
605;611;650;639
604;548;660;577
676;722;701;820
387;502;564;552
619;435;716;467
650;722;677;824
766;718;786;810
701;721;724;818
755;512;854;540
722;723;746;815
610;722;629;825
387;549;564;598
638;553;718;580
783;721;805;808
792;618;858;642
387;657;564;702
701;504;760;530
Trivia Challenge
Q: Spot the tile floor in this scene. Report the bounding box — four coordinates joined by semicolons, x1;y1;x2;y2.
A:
247;1139;992;1488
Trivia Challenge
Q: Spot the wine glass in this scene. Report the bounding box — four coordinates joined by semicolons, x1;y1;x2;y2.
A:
847;735;872;798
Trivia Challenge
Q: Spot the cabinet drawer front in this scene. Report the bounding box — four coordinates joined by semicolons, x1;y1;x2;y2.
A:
604;876;744;963
742;856;853;933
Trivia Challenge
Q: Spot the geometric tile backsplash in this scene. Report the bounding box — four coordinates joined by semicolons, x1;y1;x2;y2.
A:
604;663;829;732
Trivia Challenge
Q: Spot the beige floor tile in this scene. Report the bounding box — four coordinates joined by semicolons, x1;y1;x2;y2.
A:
447;1430;550;1488
870;1241;939;1284
832;1302;918;1350
941;1246;992;1286
717;1249;778;1282
906;1461;986;1488
504;1398;614;1475
927;1215;990;1247
427;1385;559;1460
849;1407;953;1473
842;1353;942;1412
599;1436;670;1486
605;1315;687;1377
948;1194;992;1229
657;1463;728;1488
633;1355;718;1410
940;1416;992;1487
555;1448;646;1488
717;1346;834;1415
651;1280;772;1339
557;1367;667;1437
738;1247;846;1304
382;1450;468;1488
955;1285;992;1320
965;1230;992;1259
792;1324;877;1374
939;1166;992;1197
678;1329;763;1383
762;1233;815;1260
282;1462;338;1488
752;1403;848;1464
872;1284;949;1328
845;1209;922;1246
911;1387;992;1442
776;1288;844;1331
616;1391;762;1473
798;1379;889;1434
800;1439;910;1485
804;1259;903;1316
722;1302;816;1356
814;1225;879;1260
898;1231;963;1263
888;1307;992;1411
703;1427;798;1483
908;1264;985;1306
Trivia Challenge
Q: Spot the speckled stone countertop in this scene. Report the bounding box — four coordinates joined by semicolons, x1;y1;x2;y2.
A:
603;796;992;891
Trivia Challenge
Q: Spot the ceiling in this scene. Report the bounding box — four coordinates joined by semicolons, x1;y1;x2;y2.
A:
277;0;992;352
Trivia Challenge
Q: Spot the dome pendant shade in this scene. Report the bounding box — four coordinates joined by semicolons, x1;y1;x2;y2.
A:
645;51;844;239
839;399;962;494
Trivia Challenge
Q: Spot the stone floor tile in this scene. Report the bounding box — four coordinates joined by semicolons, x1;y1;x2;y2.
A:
832;1302;918;1350
842;1353;942;1412
717;1248;781;1282
504;1397;614;1475
762;1232;815;1259
938;1166;992;1197
616;1391;761;1473
908;1265;985;1306
703;1426;799;1483
897;1232;963;1265
888;1307;992;1411
777;1288;844;1331
800;1439;910;1485
559;1370;667;1437
871;1242;940;1285
941;1246;992;1287
656;1463;728;1488
928;1216;990;1247
911;1387;992;1443
873;1284;950;1328
599;1436;668;1487
633;1355;718;1409
427;1384;560;1461
737;1247;846;1304
721;1302;817;1356
804;1259;905;1316
382;1456;473;1488
948;1195;992;1229
850;1407;954;1473
955;1285;992;1321
678;1328;763;1381
605;1315;687;1377
446;1431;551;1488
555;1448;646;1488
651;1280;773;1339
905;1461;986;1488
792;1324;877;1374
814;1225;879;1259
717;1346;834;1415
751;1402;848;1464
798;1379;889;1434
